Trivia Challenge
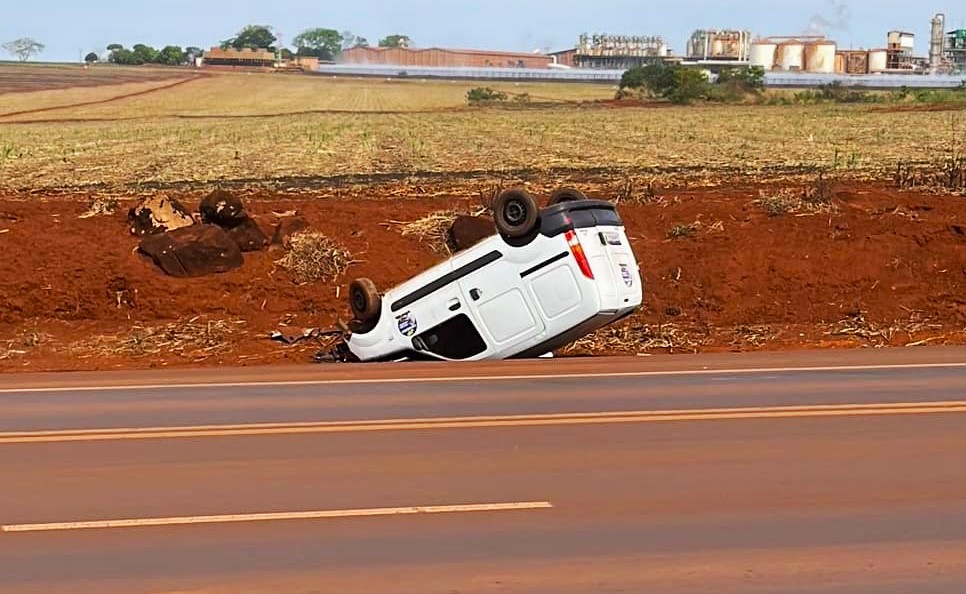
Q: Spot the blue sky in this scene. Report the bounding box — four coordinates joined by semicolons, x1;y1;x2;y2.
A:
3;0;964;62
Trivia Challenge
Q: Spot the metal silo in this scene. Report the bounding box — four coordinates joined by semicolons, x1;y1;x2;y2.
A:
805;42;836;73
750;42;777;69
778;42;805;71
869;49;888;72
711;38;725;57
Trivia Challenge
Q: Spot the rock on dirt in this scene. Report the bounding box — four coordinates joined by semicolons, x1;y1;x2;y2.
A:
199;190;248;228
448;215;495;252
227;217;270;252
271;217;311;248
139;224;243;278
128;196;194;236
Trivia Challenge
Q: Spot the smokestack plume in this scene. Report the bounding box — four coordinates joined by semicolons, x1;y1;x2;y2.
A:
805;0;852;37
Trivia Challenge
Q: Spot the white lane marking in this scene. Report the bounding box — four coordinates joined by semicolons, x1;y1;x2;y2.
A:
0;501;554;533
3;401;965;444
2;362;966;395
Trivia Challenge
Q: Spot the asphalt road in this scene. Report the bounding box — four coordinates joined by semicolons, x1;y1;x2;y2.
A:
2;348;966;593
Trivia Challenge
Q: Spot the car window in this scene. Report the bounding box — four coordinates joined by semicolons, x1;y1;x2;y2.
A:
416;314;487;360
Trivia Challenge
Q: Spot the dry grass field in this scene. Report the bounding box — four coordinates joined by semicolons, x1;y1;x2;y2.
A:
0;67;962;191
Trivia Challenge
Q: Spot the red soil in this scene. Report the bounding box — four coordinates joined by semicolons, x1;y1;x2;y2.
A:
1;181;965;372
0;66;196;95
0;75;206;119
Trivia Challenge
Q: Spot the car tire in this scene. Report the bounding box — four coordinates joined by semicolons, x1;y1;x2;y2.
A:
349;278;381;323
493;188;539;239
547;187;588;206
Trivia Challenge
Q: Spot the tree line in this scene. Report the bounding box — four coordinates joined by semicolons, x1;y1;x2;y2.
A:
96;44;203;66
4;24;410;65
222;25;411;61
618;63;766;104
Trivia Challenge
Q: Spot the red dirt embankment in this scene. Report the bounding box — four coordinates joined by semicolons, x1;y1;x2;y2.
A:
1;181;965;372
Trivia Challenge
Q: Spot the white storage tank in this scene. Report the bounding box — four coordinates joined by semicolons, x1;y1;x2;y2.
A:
869;49;888;72
779;42;805;71
804;42;836;73
750;42;777;69
711;38;725;57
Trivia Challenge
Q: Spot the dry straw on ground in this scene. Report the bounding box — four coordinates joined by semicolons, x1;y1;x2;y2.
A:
69;318;245;360
824;311;945;347
565;320;705;355
754;187;835;217
275;231;354;283
391;207;487;254
0;327;49;361
78;196;119;219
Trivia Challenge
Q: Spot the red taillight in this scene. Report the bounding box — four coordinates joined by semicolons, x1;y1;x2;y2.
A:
566;230;595;280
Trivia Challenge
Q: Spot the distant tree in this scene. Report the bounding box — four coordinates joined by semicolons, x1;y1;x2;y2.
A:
378;34;411;48
157;45;185;65
84;52;99;64
716;66;765;92
131;44;159;64
185;46;203;61
106;43;124;52
293;28;343;60
110;48;143;65
222;25;277;51
2;38;45;62
618;63;711;104
619;63;675;97
355;37;370;48
667;68;709;105
280;48;295;60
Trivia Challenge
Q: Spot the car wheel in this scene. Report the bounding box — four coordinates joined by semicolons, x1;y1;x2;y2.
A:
493;188;539;239
547;187;588;206
349;278;381;323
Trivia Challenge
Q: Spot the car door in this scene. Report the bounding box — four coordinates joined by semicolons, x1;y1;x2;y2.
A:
456;254;545;353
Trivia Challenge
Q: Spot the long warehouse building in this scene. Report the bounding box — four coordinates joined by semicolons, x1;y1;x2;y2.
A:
340;46;555;69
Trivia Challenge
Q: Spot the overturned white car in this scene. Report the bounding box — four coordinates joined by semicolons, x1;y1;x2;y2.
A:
343;188;643;362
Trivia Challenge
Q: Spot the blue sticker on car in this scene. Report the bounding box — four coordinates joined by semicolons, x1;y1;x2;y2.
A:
396;312;418;337
620;264;634;287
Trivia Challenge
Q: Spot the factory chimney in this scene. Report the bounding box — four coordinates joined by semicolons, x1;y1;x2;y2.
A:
930;13;945;71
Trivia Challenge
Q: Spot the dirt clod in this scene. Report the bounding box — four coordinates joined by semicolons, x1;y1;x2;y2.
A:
128;196;194;236
227;217;269;252
139;224;244;277
199;190;248;228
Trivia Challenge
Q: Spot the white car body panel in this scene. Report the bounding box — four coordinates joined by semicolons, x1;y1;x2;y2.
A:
346;200;642;362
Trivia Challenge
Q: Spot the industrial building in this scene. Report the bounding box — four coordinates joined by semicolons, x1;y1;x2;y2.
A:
749;36;835;73
339;46;554;69
202;47;276;68
748;27;936;75
332;12;964;76
748;35;913;75
686;30;751;62
948;29;966;71
321;12;965;82
924;13;966;73
564;34;669;69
